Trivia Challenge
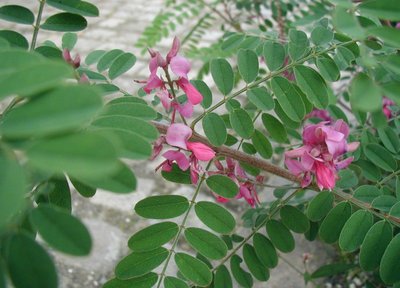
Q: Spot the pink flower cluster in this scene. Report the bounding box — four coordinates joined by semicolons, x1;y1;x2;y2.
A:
142;37;203;120
153;123;215;184
211;158;263;207
285;120;359;191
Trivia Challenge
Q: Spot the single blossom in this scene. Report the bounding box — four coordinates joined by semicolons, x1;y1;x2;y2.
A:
153;124;215;184
211;158;262;207
383;97;395;119
62;48;80;68
285;120;359;190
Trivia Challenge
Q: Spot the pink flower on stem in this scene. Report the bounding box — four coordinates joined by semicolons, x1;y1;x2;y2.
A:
285;120;359;190
141;37;203;119
154;124;215;184
211;158;262;207
63;48;80;68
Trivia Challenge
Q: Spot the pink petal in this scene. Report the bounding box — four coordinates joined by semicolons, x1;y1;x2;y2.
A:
216;195;229;203
144;73;163;94
176;101;194;118
285;146;308;158
315;161;336;191
332;119;349;138
167;37;181;63
396;22;400;29
177;78;203;105
346;141;360;153
325;138;346;158
301;152;315;171
186;142;215;161
165;123;192;149
162;150;190;170
301;171;312;188
170;55;191;79
285;158;305;175
156;90;171;111
62;48;72;62
335;157;354;170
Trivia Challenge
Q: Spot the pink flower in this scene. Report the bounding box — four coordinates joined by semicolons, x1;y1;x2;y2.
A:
63;48;80;68
285;120;359;190
396;22;400;29
383;97;395;119
166;124;215;161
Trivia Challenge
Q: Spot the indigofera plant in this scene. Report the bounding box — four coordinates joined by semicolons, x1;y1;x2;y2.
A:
1;0;400;288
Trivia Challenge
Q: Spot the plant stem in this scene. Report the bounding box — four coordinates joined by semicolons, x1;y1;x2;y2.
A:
156;171;208;287
31;0;46;51
190;40;356;130
208;188;302;275
377;170;400;186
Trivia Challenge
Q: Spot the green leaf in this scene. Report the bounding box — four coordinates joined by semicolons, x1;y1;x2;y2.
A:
339;210;374;252
288;29;309;61
185;227;228;260
6;234;58;288
70;178;96;198
222;34;244;51
27;132;119;178
108;52;136;80
350;73;381;112
378;127;400;154
62;32;77;50
246;87;274;111
311;263;356;279
316;57;340;82
116;247;168;279
203;113;227;146
206;175;239;199
230;255;253;288
0;150;26;228
161;163;192;184
237;49;259;83
266;219;295;253
135;195;189;219
253;233;278;268
360;220;392;271
365;143;397;172
100;103;157;120
103;273;158;288
1;85;102;138
319;201;352;244
41;12;87;32
128;222;178;251
214;265;232;288
372;195;397;213
194;201;236;234
229;108;254;139
280;205;310;233
30;204;91;255
47;0;99;17
75;161;136;193
261;113;288;143
108;96;146;105
271;76;306;122
210;58;234;95
191;80;212;109
359;0;400;21
243;244;269;281
97;49;124;72
336;169;358;189
251;129;273;159
0;30;28;49
311;26;334;45
390;202;400;217
37;177;71;211
333;7;365;39
353;185;382;204
307;191;334;221
175;253;212;287
368;26;400;48
0;5;34;25
263;41;285;71
91;115;158;141
164;276;189;288
0;61;73;99
334;46;355;70
85;50;106;65
380;234;400;284
293;65;329;109
35;46;62;59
